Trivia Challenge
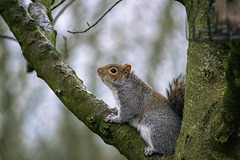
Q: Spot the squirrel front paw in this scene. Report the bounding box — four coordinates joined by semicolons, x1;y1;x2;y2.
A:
109;107;118;114
105;113;121;123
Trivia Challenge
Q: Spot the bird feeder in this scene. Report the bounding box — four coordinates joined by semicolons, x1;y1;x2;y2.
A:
186;0;240;41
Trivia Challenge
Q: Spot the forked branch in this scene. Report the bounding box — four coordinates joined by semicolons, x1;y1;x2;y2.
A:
68;0;123;34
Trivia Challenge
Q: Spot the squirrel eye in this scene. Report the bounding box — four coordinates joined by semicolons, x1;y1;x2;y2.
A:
110;68;117;73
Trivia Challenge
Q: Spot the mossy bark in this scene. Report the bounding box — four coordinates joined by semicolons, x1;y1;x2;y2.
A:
0;0;166;159
175;0;240;159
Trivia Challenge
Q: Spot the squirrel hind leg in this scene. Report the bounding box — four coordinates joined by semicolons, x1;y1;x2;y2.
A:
142;124;177;155
151;128;176;155
138;125;157;155
144;146;158;156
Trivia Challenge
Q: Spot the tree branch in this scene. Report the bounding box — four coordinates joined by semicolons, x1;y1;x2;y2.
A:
67;0;123;34
0;34;17;41
0;0;166;159
52;0;75;25
51;0;65;10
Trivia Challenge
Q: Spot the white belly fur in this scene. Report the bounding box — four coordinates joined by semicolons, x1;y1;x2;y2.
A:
129;118;154;148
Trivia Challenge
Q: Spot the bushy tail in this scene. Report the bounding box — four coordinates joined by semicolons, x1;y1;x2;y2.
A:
166;74;185;120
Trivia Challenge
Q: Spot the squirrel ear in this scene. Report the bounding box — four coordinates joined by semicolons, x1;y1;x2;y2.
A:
123;64;132;76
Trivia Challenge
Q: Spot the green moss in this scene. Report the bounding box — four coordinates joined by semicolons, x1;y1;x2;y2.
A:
214;122;234;143
235;78;240;87
174;0;240;159
34;0;52;8
221;42;240;138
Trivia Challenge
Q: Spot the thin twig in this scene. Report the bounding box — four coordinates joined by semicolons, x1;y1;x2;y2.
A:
62;35;69;60
52;0;75;25
0;35;17;42
68;0;123;34
51;0;65;11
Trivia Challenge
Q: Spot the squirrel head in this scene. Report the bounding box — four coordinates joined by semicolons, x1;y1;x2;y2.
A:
97;64;132;88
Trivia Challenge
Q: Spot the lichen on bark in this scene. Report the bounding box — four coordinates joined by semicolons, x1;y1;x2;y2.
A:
219;42;240;143
0;0;166;159
175;0;240;159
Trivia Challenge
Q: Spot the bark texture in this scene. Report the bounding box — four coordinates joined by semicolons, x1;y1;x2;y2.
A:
0;0;166;159
175;0;240;159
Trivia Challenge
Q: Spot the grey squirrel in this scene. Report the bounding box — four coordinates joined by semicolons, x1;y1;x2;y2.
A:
97;64;185;155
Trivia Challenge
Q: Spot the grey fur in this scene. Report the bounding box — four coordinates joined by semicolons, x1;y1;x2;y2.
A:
98;64;184;155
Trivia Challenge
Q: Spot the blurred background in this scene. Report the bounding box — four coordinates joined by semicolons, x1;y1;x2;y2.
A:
0;0;187;159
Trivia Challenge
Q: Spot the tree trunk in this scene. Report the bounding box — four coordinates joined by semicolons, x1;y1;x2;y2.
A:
175;0;240;159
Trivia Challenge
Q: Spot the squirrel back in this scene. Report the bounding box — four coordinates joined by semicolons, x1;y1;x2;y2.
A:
97;64;185;155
